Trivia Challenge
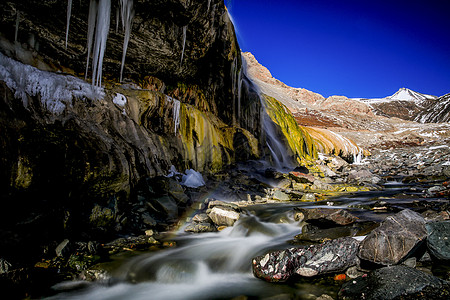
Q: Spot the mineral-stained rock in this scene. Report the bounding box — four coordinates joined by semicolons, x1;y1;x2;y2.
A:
252;237;359;282
207;206;240;227
358;209;427;265
294;208;358;226
339;265;450;300
426;221;450;261
289;172;315;184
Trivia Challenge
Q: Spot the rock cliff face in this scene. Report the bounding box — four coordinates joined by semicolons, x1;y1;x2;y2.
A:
0;0;319;263
0;0;272;257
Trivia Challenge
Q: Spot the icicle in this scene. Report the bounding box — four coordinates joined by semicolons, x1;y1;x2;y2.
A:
166;96;181;134
119;0;134;82
115;7;119;33
180;26;187;67
15;10;20;42
91;0;111;87
65;0;73;49
85;0;98;80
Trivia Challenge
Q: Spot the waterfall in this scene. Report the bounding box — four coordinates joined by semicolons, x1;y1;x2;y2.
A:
90;0;111;87
15;10;20;42
180;26;187;68
65;0;72;49
207;0;212;12
353;150;363;164
119;0;134;82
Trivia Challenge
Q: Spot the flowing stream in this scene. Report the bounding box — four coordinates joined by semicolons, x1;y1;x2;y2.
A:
48;180;440;300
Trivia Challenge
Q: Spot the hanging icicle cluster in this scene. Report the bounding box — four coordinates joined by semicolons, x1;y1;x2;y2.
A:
85;0;111;87
119;0;134;82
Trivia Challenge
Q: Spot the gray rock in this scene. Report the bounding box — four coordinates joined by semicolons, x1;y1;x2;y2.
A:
208;206;240;227
426;221;450;260
301;193;316;201
0;258;12;274
153;196;178;221
56;239;71;257
184;222;217;233
294;208;358;226
272;190;290;201
348;169;381;185
358;209;427;265
252;237;359;282
339;265;450;300
192;213;211;223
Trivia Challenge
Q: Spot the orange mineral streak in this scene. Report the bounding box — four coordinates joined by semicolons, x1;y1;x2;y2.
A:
334;274;346;281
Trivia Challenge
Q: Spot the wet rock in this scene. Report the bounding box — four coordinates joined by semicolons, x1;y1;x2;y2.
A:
301;193;316;201
152;196;178;221
358;209;427;265
272;190;290;201
192;213;211;223
426;221;450;261
208;206;240;227
289;172;315;184
0;258;12;274
55;239;71;257
318;165;337;177
339;265;450;300
276;178;292;189
422;210;450;222
295;226;354;242
294;208;358;226
79;269;109;282
208;200;240;211
348;169;381;185
184;223;217;233
252;237;359;282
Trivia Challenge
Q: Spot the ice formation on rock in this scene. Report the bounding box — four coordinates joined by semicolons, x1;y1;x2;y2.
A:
85;0;111;87
119;0;134;82
0;52;103;114
113;92;127;107
15;10;20;42
65;0;72;49
180;26;187;67
166;95;181;134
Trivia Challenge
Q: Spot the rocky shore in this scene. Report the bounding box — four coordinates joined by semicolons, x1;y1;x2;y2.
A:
1;141;448;299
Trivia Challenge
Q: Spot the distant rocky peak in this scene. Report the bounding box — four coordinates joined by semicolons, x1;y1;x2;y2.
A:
386;87;437;104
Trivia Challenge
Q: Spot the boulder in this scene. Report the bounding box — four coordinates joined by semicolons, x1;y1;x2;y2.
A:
252;237;359;282
0;258;12;274
348;169;381;185
55;239;71;257
184;223;217;233
426;221;450;260
301;193;316;201
272;190;290;201
339;265;450;300
289;172;315;184
294;208;358;226
358;209;427;265
207;206;240;227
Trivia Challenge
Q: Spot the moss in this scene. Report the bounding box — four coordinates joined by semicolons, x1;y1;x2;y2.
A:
262;95;317;165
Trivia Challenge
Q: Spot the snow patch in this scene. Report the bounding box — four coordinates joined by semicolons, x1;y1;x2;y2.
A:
0;52;103;114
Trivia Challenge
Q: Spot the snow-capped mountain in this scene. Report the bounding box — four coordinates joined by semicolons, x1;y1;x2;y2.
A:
358;88;440;121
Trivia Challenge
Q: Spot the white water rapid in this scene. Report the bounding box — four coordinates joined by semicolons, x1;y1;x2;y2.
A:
49;208;307;300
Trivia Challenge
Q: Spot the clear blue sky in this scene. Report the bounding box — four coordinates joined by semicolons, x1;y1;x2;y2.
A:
227;0;450;98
